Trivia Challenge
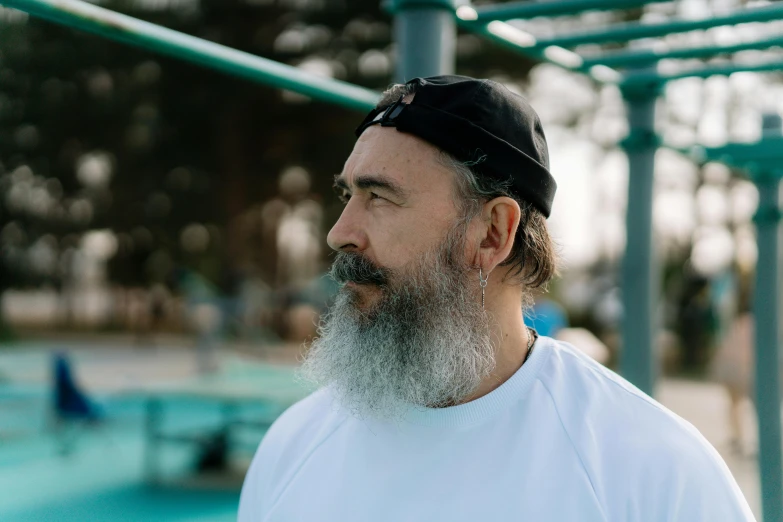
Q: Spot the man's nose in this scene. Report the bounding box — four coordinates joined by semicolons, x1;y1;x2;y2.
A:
327;199;368;253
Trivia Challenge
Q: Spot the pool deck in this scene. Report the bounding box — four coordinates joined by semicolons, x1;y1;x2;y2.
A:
0;336;766;520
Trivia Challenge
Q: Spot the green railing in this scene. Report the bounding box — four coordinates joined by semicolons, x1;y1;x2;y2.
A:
467;0;669;21
0;0;379;112
581;35;783;69
458;2;783;85
532;2;783;48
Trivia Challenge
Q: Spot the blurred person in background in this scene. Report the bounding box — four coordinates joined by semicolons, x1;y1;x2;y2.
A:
133;283;169;346
239;76;754;521
710;280;760;457
676;273;719;373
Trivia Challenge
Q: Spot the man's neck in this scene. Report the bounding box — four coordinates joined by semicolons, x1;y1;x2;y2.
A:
460;290;531;404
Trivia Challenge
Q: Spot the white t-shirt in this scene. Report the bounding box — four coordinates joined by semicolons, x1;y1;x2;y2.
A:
239;336;754;521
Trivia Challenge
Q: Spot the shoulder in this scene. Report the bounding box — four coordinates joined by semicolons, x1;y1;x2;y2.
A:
239;388;347;521
537;338;670;421
537;337;697;434
535;338;710;458
534;338;754;520
254;387;347;470
262;387;343;447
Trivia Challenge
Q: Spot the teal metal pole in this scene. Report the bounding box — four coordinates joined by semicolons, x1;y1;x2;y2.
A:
458;20;565;64
471;0;668;22
622;59;783;88
390;0;461;82
694;137;783;164
457;18;624;84
754;114;783;522
581;35;783;69
620;79;659;396
0;0;379;112
533;3;783;48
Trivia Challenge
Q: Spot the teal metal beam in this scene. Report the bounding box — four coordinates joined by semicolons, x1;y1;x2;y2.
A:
0;0;379;112
619;79;659;397
621;58;783;87
461;7;783;87
752;113;783;522
674;140;783;178
459;19;557;61
468;0;669;22
391;0;461;81
754;175;783;521
457;19;624;84
581;35;783;69
533;3;783;48
689;136;783;163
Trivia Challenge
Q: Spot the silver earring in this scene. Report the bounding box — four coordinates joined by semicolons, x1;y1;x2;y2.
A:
479;268;489;309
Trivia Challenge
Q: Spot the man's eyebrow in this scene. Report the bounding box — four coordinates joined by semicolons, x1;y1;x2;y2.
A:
333;174;408;199
333;176;349;193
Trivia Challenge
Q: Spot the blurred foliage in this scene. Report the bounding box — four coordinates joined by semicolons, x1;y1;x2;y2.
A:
0;0;538;298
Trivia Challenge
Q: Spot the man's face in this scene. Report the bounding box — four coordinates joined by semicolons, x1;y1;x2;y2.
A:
302;127;496;420
328;126;467;305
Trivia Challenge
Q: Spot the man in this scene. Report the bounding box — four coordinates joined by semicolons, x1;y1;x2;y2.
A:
239;75;754;521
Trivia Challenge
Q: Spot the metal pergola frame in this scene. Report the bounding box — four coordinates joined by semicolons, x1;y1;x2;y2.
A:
1;0;781;519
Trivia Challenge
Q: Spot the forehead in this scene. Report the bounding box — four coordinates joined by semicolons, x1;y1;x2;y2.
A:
340;126;455;192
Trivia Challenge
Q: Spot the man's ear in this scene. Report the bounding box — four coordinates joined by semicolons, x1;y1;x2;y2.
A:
470;196;521;274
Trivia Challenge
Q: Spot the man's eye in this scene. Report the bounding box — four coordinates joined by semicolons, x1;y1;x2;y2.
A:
338;192;351;204
369;192;383;201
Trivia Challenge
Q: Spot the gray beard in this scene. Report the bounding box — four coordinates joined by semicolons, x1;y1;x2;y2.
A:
300;234;496;421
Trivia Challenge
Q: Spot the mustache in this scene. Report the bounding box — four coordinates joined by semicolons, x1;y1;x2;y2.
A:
330;252;390;286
